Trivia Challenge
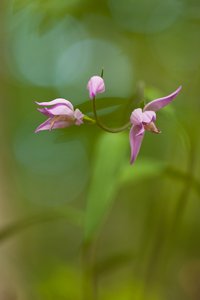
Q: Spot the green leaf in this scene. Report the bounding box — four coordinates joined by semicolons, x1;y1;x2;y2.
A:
84;133;128;242
78;97;129;114
120;159;167;184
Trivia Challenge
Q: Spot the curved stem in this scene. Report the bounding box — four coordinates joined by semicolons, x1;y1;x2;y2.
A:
92;97;131;133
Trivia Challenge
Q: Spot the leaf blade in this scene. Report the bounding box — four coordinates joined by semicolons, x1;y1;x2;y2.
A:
84;133;128;241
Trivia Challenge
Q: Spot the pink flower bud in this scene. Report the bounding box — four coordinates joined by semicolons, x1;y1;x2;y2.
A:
87;76;105;99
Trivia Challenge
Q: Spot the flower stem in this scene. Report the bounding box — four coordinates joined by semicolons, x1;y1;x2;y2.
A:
83;115;96;124
100;68;104;78
92;97;131;133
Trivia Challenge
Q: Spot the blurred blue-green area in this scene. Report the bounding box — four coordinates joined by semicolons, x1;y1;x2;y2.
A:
1;0;200;299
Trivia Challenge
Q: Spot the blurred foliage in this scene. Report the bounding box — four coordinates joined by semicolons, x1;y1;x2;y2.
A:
84;133;128;241
1;0;200;299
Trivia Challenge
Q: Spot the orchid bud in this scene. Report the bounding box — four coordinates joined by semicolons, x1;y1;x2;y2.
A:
87;76;105;99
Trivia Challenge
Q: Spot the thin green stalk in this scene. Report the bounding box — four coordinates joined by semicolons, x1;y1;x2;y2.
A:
83;115;96;124
141;141;196;298
159;143;196;276
92;97;130;133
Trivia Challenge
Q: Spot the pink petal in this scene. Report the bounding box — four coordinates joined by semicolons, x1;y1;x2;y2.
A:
74;108;84;125
142;110;156;124
35;118;72;133
87;76;105;99
129;125;145;164
37;107;52;117
45;104;74;116
143;86;182;112
130;108;143;125
35;118;53;133
35;98;74;110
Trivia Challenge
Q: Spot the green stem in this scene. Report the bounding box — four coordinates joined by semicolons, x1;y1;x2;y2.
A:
83;115;96;124
92;97;131;133
141;139;196;298
160;143;196;269
0;209;83;245
82;241;98;300
100;68;104;78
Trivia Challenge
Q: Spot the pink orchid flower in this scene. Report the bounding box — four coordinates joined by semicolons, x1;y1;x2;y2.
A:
130;86;182;164
87;75;105;99
35;98;84;133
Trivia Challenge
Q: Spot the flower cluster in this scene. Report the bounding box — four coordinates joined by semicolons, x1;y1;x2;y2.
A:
35;76;181;165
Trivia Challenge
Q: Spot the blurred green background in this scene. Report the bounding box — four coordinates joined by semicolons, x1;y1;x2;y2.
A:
1;0;200;299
